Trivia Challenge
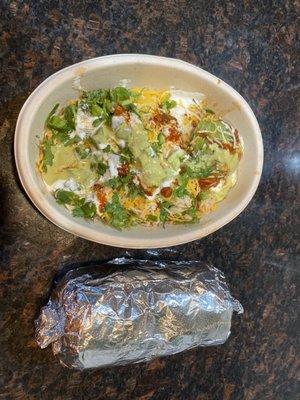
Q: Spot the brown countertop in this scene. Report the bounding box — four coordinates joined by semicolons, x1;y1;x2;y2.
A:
0;1;298;399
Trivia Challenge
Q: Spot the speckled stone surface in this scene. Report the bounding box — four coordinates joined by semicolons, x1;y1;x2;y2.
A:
0;1;299;399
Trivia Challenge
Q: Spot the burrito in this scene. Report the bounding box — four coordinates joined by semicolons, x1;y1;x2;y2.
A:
36;258;243;369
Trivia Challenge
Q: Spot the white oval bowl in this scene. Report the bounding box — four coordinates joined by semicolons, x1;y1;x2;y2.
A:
14;54;263;248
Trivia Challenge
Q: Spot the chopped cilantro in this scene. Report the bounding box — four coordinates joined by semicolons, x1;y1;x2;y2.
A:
103;98;113;113
64;135;81;146
192;137;206;151
82;89;110;107
45;103;77;144
81;89;111;124
92;118;102;127
106;176;123;190
64;104;77;130
105;172;144;198
80;87;139;126
184;206;198;222
123;102;140;117
184;156;213;179
120;99;132;106
53;130;70;144
42;138;54;172
45;103;59;125
72;207;85;217
173;173;189;198
91;104;103;116
187;165;213;179
173;185;188;198
94;160;107;176
55;190;96;219
110;86;140;114
105;193;130;230
105;172;135;190
73;202;96;218
127;181;145;198
159;201;172;226
47;115;69;131
75;146;91;159
161;99;177;113
120;146;134;163
110;87;131;103
55;190;80;205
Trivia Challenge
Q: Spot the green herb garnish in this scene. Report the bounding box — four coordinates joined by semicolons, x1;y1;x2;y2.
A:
55;190;96;219
173;173;189;198
105;173;144;198
103;145;111;153
192;137;206;152
42;138;54;172
82;89;110;108
184;206;198;222
105;193;130;230
120;146;134;163
110;87;131;103
187;164;213;179
173;185;188;198
64;135;81;146
94;160;107;176
81;87;139;125
73;202;97;218
55;190;81;205
75;146;91;159
106;176;123;190
45;103;78;145
47;115;69;131
159;201;172;226
161;98;177;113
127;181;145;198
45;103;59;125
53;130;70;144
64;103;77;130
90;104;103;117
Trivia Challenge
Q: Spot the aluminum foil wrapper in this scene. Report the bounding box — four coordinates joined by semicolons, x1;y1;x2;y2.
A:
36;258;243;369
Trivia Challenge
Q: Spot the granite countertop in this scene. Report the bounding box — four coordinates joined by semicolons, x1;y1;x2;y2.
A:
0;1;298;399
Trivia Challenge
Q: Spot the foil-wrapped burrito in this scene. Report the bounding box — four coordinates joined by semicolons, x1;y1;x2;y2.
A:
36;258;243;369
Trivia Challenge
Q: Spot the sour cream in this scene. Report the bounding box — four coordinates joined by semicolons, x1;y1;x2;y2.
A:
50;178;80;192
107;154;121;177
76;108;98;139
170;89;205;128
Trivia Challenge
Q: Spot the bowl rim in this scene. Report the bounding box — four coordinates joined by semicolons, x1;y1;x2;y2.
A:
14;54;263;248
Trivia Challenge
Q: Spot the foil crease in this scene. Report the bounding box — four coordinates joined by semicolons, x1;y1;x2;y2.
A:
36;258;243;369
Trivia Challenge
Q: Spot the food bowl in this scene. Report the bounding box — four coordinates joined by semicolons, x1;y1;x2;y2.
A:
14;54;263;248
